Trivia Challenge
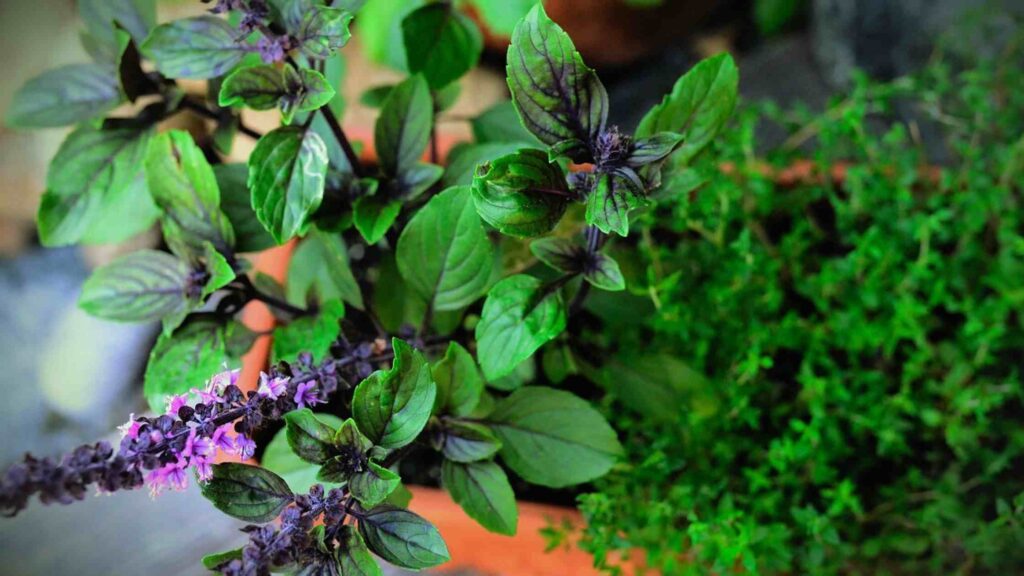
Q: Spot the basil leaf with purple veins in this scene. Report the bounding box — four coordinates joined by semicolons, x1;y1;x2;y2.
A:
220;65;335;124
586;168;646;237
294;6;354;60
529;237;585;274
358;506;450;570
142;16;248;79
78;250;191;325
200;463;294;523
6;64;122;128
583;252;625;291
625;132;685;168
506;5;608;162
37;126;156;247
336;526;382;576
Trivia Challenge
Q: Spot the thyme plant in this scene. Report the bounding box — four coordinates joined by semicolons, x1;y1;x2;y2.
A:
0;1;736;574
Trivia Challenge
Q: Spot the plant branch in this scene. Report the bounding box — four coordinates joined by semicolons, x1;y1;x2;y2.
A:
180;97;263;140
234;275;310;317
319;107;365;178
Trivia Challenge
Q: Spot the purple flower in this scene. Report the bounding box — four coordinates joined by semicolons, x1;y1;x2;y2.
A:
145;458;188;496
256;37;286;63
258;373;288;400
183;429;216;460
117;414;141;440
211;424;236;453
234;435;257;460
193;457;213;483
294;381;321;409
165;394;189;416
165;459;189;491
208;369;240;398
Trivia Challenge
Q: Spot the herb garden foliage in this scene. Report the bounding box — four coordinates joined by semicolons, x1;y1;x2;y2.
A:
576;52;1024;573
0;1;738;574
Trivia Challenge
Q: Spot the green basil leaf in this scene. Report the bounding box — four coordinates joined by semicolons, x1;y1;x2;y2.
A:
471;148;569;237
200;463;294;523
263;413;346;493
358;506;450;570
355;0;423;70
443;142;525;188
529;237;584;273
394;162;444;200
145;130;235;256
471;100;541;146
401;2;482;89
488;357;534;392
584;252;625;291
79;0;156;49
334;418;375;453
143;318;250;412
585;168;645;237
375;75;432;177
359;84;395;108
465;0;533;36
142;16;248;79
441;460;517;536
475;274;566;381
353;194;401;245
295;6;354;60
625;132;684;167
431;342;483;417
506;5;607;161
336;525;383;576
352;339;436;450
486;386;622;487
396;186;494;312
248;126;329;243
286;230;364;309
6;64;121;128
541;342;577;384
285;408;341;464
215;164;276;253
384;482;414;509
272;299;345;362
350;461;401;508
438;421;501;463
79;250;190;325
201;548;243;571
635;52;738;163
201;243;236;299
37;126;156;246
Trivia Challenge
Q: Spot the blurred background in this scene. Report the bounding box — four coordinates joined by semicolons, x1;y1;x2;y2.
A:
0;0;1020;574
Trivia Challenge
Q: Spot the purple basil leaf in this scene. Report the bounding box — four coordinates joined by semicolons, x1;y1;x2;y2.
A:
506;5;608;163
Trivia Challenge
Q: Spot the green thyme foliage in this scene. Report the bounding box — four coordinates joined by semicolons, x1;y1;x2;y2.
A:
577;50;1024;574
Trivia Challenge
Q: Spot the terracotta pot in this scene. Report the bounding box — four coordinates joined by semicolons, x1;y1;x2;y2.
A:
475;0;718;68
